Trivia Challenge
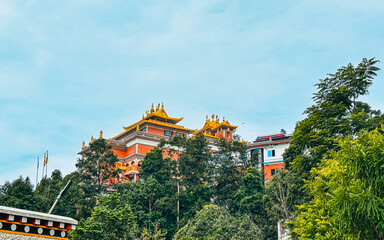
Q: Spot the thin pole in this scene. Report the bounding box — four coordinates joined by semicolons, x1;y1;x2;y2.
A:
45;150;48;178
42;152;45;180
36;156;39;188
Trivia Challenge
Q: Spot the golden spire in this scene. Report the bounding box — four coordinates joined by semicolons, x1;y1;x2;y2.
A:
223;116;225;122
161;103;164;109
82;141;85;149
91;136;94;142
146;110;148;115
100;130;103;138
211;114;215;120
157;103;160;111
216;115;219;122
151;103;154;113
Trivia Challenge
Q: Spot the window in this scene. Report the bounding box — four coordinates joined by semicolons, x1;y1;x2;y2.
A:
164;130;173;136
226;131;231;137
176;132;184;137
140;127;147;132
267;149;275;157
271;168;282;176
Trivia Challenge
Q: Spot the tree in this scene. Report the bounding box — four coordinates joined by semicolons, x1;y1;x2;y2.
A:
0;176;36;210
284;58;382;178
71;192;136;240
76;138;121;195
263;170;303;223
119;177;174;238
232;167;277;239
289;128;384;239
212;138;248;209
140;147;175;185
34;170;91;219
233;167;264;216
159;134;212;228
173;204;262;240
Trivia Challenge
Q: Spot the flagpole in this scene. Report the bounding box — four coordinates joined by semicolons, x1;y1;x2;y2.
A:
45;150;48;178
42;152;45;180
36;156;39;188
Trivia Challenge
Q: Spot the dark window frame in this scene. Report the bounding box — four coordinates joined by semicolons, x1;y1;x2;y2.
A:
164;130;173;136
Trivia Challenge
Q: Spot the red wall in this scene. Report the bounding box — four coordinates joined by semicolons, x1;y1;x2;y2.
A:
264;162;284;181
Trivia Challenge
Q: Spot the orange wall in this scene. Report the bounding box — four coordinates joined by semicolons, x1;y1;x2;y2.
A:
264;162;284;181
148;126;165;135
138;145;154;155
111;148;129;158
111;145;137;158
216;131;233;141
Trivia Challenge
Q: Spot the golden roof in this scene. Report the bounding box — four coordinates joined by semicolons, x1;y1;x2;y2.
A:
124;103;182;131
111;103;195;140
194;114;237;135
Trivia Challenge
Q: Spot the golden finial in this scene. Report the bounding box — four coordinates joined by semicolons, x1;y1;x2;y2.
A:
100;130;103;138
146;110;148;115
216;115;219;121
157;103;160;111
211;114;215;120
91;136;94;142
82;141;85;148
206;115;208;120
142;114;144;119
150;103;155;113
223;116;225;122
161;103;164;109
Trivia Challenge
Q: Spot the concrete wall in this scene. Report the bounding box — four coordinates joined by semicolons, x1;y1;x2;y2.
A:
0;232;58;240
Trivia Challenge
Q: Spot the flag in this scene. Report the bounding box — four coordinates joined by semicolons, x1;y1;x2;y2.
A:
44;151;48;165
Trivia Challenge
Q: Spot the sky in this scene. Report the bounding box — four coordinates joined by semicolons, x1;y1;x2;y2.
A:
1;0;384;184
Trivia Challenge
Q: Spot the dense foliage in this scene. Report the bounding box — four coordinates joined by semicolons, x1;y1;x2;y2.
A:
71;193;136;240
284;58;382;177
174;204;262;240
76;138;121;195
289;128;384;239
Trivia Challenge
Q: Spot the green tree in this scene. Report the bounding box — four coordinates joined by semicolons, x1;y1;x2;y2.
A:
34;170;91;219
34;169;63;212
233;167;277;239
263;170;303;224
0;176;36;210
289;128;384;239
212;138;248;209
159;134;212;228
125;146;178;238
140;147;175;185
233;167;264;216
173;204;262;240
71;192;136;240
76;138;121;195
284;58;382;178
119;177;174;238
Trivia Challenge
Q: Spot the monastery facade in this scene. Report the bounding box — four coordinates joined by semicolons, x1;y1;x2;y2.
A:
79;104;238;182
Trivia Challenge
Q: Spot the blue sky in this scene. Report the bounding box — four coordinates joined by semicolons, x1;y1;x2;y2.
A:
1;0;384;184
